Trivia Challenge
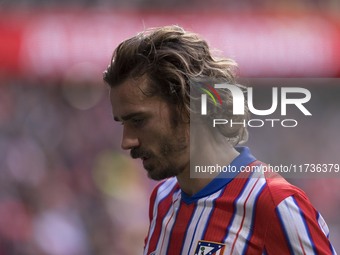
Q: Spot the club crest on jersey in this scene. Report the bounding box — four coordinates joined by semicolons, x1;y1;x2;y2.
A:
194;240;226;255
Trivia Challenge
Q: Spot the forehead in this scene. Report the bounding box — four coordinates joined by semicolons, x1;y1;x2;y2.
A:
110;76;165;119
110;76;149;103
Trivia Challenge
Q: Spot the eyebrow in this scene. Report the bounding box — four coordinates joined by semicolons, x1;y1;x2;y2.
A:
113;112;145;122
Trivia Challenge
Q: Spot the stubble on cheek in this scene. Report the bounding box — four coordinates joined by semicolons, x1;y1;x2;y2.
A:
146;105;190;180
142;133;189;181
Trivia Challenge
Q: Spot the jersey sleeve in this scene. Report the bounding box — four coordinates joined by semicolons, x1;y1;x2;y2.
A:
264;192;336;254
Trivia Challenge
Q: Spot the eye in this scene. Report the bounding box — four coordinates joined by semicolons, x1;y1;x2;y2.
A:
131;118;144;127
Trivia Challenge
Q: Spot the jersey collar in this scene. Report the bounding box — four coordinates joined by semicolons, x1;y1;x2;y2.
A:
181;146;257;204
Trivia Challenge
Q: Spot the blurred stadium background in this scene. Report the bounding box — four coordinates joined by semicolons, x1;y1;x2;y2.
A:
0;0;340;254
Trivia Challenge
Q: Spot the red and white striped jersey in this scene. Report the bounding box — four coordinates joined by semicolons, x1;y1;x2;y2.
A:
143;147;336;255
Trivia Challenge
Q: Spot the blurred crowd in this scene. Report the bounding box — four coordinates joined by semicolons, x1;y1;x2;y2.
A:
0;79;154;254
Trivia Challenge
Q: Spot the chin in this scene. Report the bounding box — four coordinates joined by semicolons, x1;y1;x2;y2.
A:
147;170;169;181
146;166;183;181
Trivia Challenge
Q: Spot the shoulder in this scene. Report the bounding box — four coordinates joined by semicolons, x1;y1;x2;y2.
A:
149;177;179;205
261;172;319;223
245;169;311;220
262;171;309;207
259;172;335;252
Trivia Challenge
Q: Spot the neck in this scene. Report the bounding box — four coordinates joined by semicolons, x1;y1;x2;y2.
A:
176;142;239;196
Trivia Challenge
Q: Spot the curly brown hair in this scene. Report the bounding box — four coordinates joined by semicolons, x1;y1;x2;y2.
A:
104;25;249;145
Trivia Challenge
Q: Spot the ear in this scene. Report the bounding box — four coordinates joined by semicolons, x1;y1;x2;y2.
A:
215;114;249;146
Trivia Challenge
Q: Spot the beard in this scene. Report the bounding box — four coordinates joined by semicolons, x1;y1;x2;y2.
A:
130;135;188;180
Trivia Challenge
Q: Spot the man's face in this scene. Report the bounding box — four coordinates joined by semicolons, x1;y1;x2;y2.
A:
110;76;190;180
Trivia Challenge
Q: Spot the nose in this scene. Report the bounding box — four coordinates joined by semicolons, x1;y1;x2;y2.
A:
121;125;140;150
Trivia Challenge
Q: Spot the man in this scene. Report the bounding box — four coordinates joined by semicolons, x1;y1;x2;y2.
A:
104;25;336;254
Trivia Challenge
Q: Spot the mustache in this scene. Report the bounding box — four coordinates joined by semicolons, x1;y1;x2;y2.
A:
130;147;152;159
